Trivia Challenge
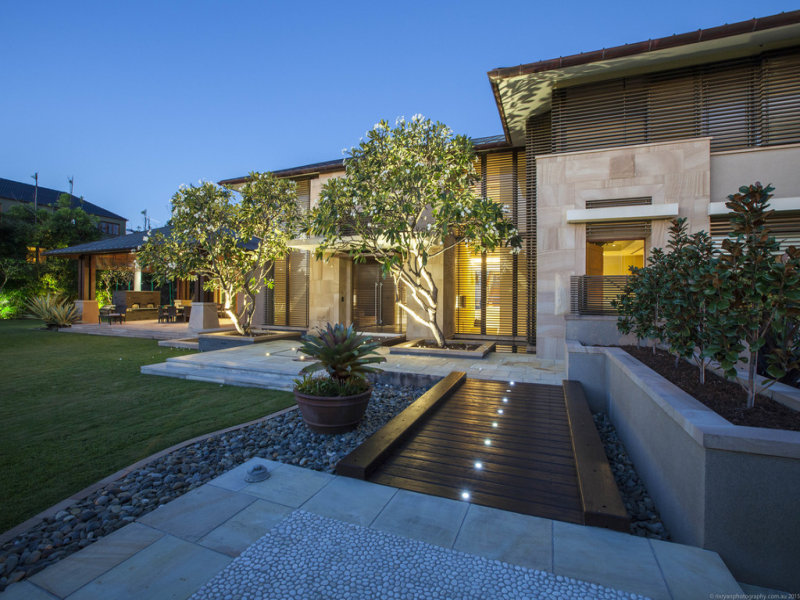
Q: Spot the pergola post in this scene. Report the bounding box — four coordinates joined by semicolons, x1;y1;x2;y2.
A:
188;274;220;332
75;254;99;323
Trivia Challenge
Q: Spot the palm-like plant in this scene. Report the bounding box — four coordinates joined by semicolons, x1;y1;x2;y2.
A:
25;294;80;327
297;323;385;385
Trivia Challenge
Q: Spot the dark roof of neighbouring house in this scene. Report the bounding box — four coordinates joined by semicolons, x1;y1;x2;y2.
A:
45;226;168;257
0;177;126;221
218;134;512;186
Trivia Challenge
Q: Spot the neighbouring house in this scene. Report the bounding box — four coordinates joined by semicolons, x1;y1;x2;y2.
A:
220;10;800;360
0;177;127;239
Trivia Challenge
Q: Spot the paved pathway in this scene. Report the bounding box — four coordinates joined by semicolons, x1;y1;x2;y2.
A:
3;458;743;600
141;339;567;390
60;319;235;341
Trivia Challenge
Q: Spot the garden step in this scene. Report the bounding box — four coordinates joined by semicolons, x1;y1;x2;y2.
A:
141;362;296;391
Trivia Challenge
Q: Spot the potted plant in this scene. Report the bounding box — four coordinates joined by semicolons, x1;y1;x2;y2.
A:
293;322;386;434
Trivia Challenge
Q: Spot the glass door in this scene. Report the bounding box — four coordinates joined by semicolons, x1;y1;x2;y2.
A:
352;258;405;333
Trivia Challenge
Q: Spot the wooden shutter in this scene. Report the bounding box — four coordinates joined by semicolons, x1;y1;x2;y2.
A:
550;48;800;154
710;213;800;252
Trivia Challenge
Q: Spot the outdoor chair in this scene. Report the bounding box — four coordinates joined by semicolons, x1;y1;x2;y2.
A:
99;305;125;325
167;305;177;323
183;306;191;322
158;306;170;324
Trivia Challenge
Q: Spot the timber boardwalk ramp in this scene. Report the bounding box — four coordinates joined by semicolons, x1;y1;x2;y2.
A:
337;373;628;531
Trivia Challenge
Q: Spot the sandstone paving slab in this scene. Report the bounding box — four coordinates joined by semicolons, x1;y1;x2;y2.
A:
370;489;468;548
29;522;163;598
236;462;333;507
137;484;256;542
649;537;742;598
453;503;553;572
0;581;58;600
300;475;398;526
552;520;670;599
207;458;284;492
65;535;230;600
190;511;647;600
197;500;292;557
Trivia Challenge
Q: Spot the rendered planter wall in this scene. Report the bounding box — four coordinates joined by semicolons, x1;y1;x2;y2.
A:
566;342;800;592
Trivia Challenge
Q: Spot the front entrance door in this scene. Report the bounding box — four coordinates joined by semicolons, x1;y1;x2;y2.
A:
352;259;405;333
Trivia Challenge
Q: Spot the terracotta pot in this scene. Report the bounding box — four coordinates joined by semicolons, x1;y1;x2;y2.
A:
293;386;372;434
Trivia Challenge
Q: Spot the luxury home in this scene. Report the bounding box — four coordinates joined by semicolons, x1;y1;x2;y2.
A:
215;11;800;359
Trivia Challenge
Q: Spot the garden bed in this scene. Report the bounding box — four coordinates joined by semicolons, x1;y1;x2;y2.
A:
389;339;494;358
197;330;301;352
621;346;799;432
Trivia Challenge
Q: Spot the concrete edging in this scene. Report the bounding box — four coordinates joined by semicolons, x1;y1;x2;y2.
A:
565;340;800;591
0;404;298;546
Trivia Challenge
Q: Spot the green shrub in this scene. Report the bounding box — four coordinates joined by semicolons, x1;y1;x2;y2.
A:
293;373;369;397
0;289;27;319
25;294;80;327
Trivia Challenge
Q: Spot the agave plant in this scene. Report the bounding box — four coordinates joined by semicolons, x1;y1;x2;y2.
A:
297;322;385;384
25;294;80;328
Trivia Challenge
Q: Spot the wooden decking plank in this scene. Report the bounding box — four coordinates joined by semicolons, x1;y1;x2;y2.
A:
383;455;580;498
563;380;630;532
335;372;466;478
392;446;578;483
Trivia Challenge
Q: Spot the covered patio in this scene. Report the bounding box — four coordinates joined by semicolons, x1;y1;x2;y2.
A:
46;228;224;332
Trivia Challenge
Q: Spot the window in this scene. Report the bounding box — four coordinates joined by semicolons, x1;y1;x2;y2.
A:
586;240;645;276
99;222;120;236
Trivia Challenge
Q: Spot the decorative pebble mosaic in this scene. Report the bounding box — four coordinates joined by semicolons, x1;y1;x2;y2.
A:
191;511;651;600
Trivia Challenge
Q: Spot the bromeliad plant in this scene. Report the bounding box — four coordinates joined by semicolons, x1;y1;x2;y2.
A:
295;322;386;396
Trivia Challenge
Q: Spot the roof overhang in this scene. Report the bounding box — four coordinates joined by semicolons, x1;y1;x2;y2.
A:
488;11;800;146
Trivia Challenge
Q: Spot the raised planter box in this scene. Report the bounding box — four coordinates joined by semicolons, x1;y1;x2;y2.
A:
565;341;800;591
389;339;495;359
198;330;301;352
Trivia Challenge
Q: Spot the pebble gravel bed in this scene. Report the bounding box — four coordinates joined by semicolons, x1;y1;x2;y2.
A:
593;411;669;540
0;382;428;592
191;510;650;600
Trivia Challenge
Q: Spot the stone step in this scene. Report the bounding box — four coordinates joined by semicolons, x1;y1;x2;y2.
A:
141;362;296;391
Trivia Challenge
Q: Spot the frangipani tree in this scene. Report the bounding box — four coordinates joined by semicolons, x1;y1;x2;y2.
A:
306;115;521;347
137;172;301;335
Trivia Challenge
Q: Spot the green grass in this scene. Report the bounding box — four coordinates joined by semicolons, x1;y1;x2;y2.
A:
0;320;295;532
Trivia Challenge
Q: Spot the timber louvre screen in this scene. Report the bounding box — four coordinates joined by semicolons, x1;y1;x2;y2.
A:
551;48;800;153
263;179;311;327
454;150;528;341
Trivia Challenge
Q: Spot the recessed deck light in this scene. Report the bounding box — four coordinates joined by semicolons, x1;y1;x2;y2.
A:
484;439;491;446
492;421;498;428
502;397;508;403
497;409;504;415
461;491;471;500
265;352;270;356
474;461;483;469
509;381;515;386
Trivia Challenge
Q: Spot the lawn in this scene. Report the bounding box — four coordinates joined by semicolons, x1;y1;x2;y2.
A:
0;320;295;533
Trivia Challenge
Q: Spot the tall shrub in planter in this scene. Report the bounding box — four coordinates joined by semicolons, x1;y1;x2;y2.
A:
615;245;668;352
704;183;800;408
660;219;717;383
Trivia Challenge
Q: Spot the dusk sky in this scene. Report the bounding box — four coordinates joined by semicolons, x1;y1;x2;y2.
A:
3;1;798;229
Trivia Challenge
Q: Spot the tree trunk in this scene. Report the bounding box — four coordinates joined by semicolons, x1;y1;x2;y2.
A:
746;350;758;409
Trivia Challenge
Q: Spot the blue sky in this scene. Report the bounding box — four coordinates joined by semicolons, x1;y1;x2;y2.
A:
2;1;797;228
